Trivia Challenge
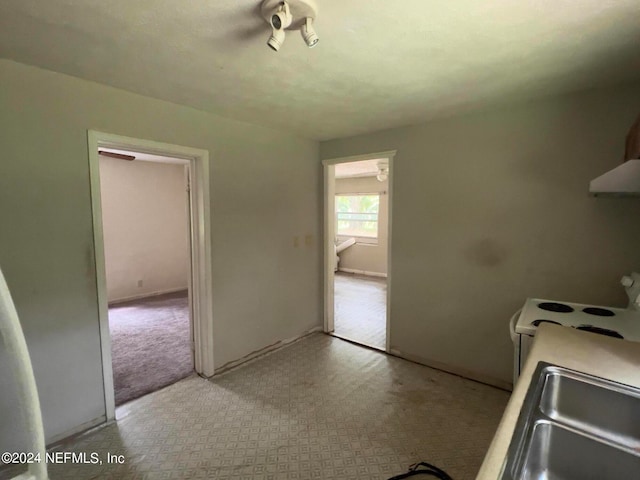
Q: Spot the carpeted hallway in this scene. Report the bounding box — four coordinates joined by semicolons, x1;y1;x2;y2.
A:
7;333;509;480
109;290;193;405
334;272;387;350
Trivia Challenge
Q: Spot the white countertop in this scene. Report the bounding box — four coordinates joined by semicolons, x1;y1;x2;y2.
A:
476;323;640;479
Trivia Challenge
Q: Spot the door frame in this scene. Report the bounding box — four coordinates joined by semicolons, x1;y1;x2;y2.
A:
322;150;396;352
88;131;214;421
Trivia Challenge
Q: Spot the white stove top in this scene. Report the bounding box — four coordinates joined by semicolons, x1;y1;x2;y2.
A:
515;298;640;341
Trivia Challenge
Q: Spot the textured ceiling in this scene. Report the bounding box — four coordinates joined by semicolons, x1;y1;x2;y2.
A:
1;1;639;140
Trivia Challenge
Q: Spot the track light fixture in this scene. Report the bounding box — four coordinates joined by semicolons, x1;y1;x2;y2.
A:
270;1;293;31
301;17;319;48
267;1;292;51
261;0;319;52
267;23;286;51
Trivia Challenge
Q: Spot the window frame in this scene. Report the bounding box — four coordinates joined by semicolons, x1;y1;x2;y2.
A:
335;192;380;244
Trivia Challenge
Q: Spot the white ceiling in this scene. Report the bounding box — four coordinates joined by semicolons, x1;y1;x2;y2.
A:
1;1;638;140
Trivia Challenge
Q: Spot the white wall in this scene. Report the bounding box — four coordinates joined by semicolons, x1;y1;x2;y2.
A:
321;82;640;388
100;158;189;303
0;59;321;450
335;176;388;275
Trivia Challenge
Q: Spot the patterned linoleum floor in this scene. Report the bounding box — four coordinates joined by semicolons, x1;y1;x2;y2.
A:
0;334;509;480
334;273;387;350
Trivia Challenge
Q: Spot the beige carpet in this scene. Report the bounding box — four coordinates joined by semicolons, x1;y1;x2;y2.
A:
109;290;193;405
334;272;387;350
6;333;509;480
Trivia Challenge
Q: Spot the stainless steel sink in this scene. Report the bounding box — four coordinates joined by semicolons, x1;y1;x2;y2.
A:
500;362;640;479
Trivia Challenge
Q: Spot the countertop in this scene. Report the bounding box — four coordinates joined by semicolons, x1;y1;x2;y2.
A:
476;323;640;479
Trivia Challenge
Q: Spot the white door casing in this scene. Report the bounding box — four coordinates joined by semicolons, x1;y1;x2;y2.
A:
322;150;396;352
87;131;214;421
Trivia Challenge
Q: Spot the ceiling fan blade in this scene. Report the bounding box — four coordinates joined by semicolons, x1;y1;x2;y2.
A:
99;150;135;161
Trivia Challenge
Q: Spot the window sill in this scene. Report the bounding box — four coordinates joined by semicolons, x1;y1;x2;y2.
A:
337;235;378;246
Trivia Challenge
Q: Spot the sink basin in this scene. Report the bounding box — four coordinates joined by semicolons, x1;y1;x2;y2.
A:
520;421;640;480
540;369;640;447
500;362;640;479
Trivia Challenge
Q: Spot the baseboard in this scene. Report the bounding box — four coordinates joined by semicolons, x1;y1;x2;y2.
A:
212;325;323;376
46;414;107;447
388;348;512;391
337;267;387;278
108;287;188;306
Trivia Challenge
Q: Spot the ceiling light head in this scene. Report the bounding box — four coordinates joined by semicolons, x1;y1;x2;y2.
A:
270;2;292;31
261;0;319;52
301;17;319;48
267;27;285;51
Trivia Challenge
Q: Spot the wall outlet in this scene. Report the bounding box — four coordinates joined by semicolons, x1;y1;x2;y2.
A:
305;234;313;246
137;279;143;288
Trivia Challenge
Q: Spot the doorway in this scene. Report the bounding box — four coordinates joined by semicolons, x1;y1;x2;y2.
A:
88;131;213;420
322;151;395;351
99;149;193;407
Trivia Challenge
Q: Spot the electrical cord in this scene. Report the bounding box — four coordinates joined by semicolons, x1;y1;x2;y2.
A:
387;462;453;480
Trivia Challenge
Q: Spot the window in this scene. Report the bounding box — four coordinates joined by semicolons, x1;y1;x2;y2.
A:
336;194;379;239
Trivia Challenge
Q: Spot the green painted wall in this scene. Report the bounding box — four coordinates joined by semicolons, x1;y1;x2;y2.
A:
322;82;640;387
0;59;321;448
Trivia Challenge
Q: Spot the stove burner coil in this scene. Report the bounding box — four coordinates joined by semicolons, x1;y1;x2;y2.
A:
538;302;574;313
582;307;615;317
575;325;623;339
531;319;562;327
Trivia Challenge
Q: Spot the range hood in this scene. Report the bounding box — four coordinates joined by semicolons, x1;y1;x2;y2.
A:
589;113;640;197
590;160;640;197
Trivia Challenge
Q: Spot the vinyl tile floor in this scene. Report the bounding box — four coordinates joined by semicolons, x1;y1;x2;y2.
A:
1;334;509;480
334;273;387;350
